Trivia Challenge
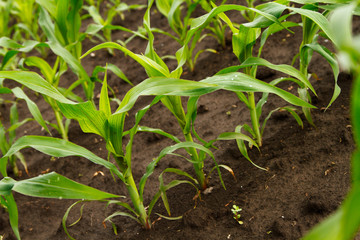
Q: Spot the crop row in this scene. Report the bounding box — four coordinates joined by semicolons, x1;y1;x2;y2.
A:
0;0;359;239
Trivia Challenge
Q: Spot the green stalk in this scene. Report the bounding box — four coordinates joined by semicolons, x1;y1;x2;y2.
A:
46;95;68;140
165;96;207;189
184;131;207;190
248;92;262;147
125;170;151;229
245;62;262;147
54;109;68;141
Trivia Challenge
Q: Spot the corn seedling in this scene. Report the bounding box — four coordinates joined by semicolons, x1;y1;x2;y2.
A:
0;87;51;177
35;0;98;101
154;0;218;71
0;102;27;177
0;0;13;38
286;0;341;126
84;3;147;54
199;0;229;48
303;2;360;239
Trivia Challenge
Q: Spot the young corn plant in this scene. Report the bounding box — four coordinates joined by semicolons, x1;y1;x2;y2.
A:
36;0;96;101
0;102;27;177
287;0;342;125
154;0;218;71
84;3;147;54
0;0;13;38
198;0;229;49
175;1;317;166
303;2;360;239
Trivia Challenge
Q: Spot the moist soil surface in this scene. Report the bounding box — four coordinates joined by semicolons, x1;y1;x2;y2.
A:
0;1;358;239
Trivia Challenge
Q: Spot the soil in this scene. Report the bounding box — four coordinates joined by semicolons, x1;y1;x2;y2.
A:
0;1;358;240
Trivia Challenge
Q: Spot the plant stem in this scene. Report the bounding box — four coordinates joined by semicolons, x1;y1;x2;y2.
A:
248;92;262;147
125;170;151;229
54;109;68;141
184;131;207;190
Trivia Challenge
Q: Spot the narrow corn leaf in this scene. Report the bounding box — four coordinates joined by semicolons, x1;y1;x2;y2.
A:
82;42;169;77
22;56;54;83
106;200;137;217
1;50;18;71
184;96;199;135
39;7;91;98
202;72;315;108
0;87;12;94
104;211;140;224
162;168;198;184
0;157;8;177
114;77;218;115
0;37;23;49
143;1;170;74
243;2;287;28
241;57;315;94
11;87;50;134
1;136;124;181
107;63;132;86
302;43;340;108
35;0;56;16
219;129;266;171
99;72;111;118
62;200;83;240
107;113;126;157
7;118;33;133
155;213;183;220
284;4;336;44
57;101;107;138
1;193;20;240
139;141;215;200
217;132;258;149
137;126;181;143
0;172;119;199
0;71;74;104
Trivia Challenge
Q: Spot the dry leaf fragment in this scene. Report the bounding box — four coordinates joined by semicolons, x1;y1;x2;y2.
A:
93;171;105;177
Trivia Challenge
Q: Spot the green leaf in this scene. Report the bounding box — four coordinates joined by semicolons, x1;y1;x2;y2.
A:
285;3;336;45
301;44;340;108
202;72;315;108
1;193;20;240
0;37;23;49
241;57;316;94
0;71;74;104
137;126;181;143
99;71;111;118
82;42;169;77
57;101;107;138
22;56;54;84
0;172;119;200
11;87;50;134
114;77;218;115
39;6;91;99
1;136;124;181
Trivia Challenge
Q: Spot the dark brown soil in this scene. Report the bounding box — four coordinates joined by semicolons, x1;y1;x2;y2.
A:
0;1;358;240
